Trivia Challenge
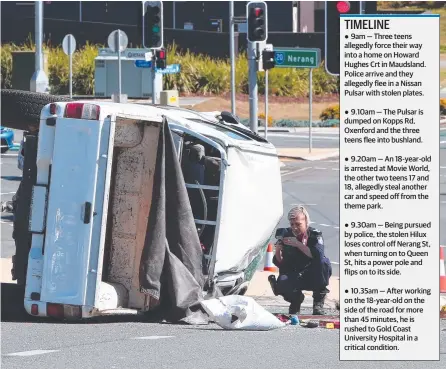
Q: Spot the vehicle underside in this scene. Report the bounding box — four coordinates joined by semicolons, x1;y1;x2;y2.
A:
13;116;225;315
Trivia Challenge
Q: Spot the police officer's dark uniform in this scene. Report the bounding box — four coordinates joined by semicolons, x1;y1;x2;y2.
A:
269;226;332;315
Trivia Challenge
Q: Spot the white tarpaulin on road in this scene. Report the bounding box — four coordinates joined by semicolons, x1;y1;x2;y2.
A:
200;295;286;331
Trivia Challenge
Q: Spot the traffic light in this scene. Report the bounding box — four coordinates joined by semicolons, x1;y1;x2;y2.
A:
143;1;163;49
325;1;360;76
155;48;167;69
246;2;268;43
262;49;275;71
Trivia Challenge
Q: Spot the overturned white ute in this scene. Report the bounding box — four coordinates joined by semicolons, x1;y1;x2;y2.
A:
22;101;283;319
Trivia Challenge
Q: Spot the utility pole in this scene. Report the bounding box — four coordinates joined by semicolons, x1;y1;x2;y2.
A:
173;1;176;29
248;42;258;133
229;1;236;115
30;1;49;93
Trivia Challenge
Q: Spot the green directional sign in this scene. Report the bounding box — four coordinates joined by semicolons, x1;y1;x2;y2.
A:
273;48;321;68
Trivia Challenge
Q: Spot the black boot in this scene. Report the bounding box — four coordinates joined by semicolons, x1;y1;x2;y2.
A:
289;292;305;314
268;275;278;296
312;292;327;315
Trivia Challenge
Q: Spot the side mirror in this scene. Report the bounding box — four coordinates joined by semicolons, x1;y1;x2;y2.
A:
275;228;287;240
220;111;240;125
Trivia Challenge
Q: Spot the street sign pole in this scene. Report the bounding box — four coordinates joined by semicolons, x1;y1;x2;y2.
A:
309;69;313;153
262;43;273;140
107;29;128;103
229;1;236;115
62;34;76;98
69;44;73;98
118;32;122;100
273;47;320;153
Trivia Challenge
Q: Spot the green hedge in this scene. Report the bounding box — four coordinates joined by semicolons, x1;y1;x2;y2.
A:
1;42;339;97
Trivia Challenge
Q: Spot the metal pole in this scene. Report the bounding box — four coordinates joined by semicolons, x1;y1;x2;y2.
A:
35;2;43;73
30;1;49;93
229;1;236;115
309;69;313;153
248;41;258;133
359;1;364;14
173;1;176;29
69;45;73;99
264;70;268;140
117;31;122;103
152;53;157;104
79;1;82;22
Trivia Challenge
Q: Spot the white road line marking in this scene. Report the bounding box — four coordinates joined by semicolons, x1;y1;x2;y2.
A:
333;226;340;229
0;221;13;226
331;168;339;171
5;350;59;357
319;224;331;227
1;192;16;195
1;153;18;157
331;262;340;265
132;336;175;340
281;167;311;177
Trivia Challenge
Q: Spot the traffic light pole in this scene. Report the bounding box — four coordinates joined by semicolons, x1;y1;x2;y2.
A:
248;41;258;133
152;53;157;104
264;70;268;139
229;1;236;115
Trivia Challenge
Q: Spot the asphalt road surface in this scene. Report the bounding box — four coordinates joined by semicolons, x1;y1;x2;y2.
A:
267;130;339;149
1;320;445;369
2;131;446;369
1;150;21;258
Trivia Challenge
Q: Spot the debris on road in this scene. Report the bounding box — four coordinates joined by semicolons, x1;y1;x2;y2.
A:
318;319;340;329
200;295;286;331
274;312;340;329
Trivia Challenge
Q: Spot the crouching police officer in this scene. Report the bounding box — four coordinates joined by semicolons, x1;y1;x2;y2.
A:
268;205;332;315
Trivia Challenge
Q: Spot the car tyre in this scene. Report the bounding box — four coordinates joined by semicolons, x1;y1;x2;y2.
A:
1;89;72;131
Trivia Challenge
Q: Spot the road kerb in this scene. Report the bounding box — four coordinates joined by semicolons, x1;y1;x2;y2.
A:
246;271;340;310
278;153;340;161
277;148;339;161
